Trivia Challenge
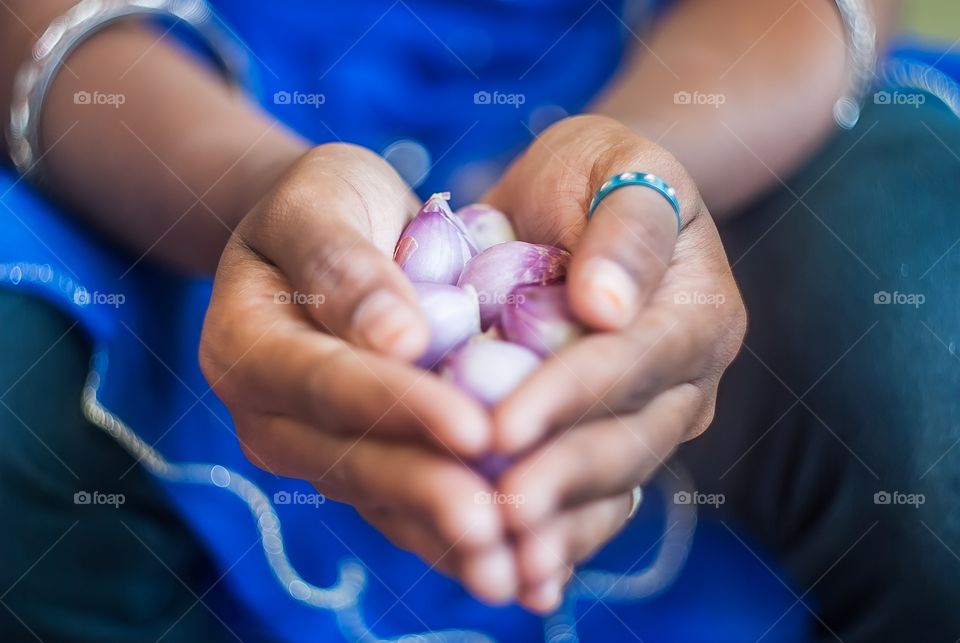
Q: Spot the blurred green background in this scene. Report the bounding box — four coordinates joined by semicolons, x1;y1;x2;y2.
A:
907;0;960;40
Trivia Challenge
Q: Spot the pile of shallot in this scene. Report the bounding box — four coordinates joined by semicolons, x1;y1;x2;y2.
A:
394;192;585;409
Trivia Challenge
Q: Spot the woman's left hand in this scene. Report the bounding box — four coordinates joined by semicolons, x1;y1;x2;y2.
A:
482;115;747;612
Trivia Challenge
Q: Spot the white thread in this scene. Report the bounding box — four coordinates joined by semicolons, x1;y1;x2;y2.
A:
2;262;697;642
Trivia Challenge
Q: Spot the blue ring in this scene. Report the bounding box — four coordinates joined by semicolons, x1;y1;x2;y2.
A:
588;172;682;234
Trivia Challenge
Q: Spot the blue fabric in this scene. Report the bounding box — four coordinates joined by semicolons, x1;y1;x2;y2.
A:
12;2;959;641
207;0;636;203
0;179;811;643
889;39;960;80
0;176;809;641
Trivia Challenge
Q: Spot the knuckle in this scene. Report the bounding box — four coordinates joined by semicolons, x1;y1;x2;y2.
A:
312;142;382;169
731;295;748;343
581;338;632;401
422;472;482;547
198;315;241;402
442;497;487;546
325;438;361;493
717;289;748;366
304;347;358;429
681;383;715;440
251;182;313;241
426;496;462;545
234;416;278;474
690;399;717;440
540;114;615;148
197;334;223;390
301;446;357;506
305;243;383;305
664;316;700;362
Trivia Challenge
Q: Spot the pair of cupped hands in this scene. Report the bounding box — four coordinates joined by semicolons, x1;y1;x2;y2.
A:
199;115;746;613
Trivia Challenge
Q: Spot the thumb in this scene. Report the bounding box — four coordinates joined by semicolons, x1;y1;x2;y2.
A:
240;151;430;360
569;173;690;330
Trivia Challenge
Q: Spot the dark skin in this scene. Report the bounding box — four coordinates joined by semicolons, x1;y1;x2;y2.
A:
0;0;896;612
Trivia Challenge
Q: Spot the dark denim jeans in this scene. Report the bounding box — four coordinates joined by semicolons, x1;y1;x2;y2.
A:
1;95;959;641
684;95;960;641
0;292;249;642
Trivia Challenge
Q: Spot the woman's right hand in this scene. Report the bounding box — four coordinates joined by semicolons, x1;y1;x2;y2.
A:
199;143;517;604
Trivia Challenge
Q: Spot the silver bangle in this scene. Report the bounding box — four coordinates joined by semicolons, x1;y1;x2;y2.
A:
832;0;878;129
7;0;249;180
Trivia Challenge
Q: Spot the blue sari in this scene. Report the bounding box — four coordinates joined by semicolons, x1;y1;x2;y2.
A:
0;1;821;640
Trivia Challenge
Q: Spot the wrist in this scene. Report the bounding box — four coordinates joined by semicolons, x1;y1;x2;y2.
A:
216;127;312;230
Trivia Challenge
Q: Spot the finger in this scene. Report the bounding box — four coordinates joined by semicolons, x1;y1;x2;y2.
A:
240;146;429;360
482;118;699;331
239;413;504;552
361;507;463;577
518;569;573;616
203;252;491;455
362;508;518;606
569;185;681;329
246;326;492;454
493;303;708;453
499;385;700;532
514;494;630;613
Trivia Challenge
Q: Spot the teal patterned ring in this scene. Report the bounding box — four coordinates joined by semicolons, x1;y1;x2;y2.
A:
588;171;682;235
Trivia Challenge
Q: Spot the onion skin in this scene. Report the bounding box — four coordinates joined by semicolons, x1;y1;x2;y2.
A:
442;339;540;408
456;203;517;251
395;193;477;285
501;284;584;357
412;283;480;369
457;241;570;329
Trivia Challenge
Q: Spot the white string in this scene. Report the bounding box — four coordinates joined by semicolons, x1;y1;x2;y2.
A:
2;262;695;642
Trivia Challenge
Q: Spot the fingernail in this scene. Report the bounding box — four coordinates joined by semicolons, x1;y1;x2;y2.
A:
581;258;637;327
461;502;502;548
527;578;562;614
468;545;517;605
353;289;426;358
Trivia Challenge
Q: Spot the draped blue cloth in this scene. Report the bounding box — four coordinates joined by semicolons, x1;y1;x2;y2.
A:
18;0;954;639
207;0;674;203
